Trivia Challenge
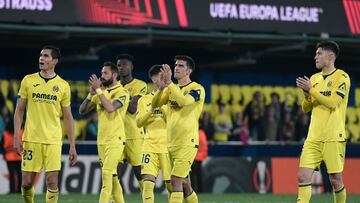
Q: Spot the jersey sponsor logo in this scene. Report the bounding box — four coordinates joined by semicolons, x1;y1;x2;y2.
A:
313;82;319;88
33;84;40;87
320;91;331;96
53;85;59;92
32;92;57;102
327;81;332;87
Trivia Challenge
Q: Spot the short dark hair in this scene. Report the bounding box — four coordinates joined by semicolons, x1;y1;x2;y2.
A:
174;55;195;71
316;41;340;58
116;54;134;64
148;65;162;78
42;45;61;60
103;61;119;75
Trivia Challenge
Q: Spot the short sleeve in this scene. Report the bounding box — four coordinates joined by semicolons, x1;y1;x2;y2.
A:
335;73;351;99
61;83;71;107
114;89;129;107
18;76;28;99
134;82;147;97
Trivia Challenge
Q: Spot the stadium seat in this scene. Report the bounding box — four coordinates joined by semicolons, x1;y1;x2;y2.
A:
74;119;88;140
10;80;19;95
262;85;273;105
0;80;9;99
230;85;241;105
239;85;252;107
6;99;14;113
218;84;231;104
355;88;360;107
347;107;357;124
348;123;360;142
273;86;285;102
211;84;219;104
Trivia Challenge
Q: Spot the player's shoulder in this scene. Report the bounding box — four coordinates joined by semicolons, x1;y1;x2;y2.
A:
189;81;204;90
54;74;70;85
133;78;147;86
335;69;350;80
23;72;39;80
310;72;322;80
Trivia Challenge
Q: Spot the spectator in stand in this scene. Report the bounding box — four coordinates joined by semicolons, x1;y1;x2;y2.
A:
243;91;265;141
263;106;278;142
280;112;295;142
295;113;310;142
85;111;98;141
200;111;214;141
213;103;232;142
190;128;208;193
231;111;249;144
1;112;22;193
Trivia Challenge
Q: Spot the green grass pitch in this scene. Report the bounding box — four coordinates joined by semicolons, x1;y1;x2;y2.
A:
2;194;360;203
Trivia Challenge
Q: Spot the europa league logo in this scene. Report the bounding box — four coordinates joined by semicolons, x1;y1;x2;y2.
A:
253;160;271;194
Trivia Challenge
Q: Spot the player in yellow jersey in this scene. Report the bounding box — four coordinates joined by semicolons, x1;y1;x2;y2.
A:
296;41;350;203
152;55;205;203
136;65;172;203
79;62;129;203
13;45;78;203
116;54;147;189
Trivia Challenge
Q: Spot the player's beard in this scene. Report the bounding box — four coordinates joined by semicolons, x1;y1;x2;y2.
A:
101;78;113;87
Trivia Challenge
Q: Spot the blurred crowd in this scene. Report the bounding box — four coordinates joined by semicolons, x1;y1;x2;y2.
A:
200;91;310;144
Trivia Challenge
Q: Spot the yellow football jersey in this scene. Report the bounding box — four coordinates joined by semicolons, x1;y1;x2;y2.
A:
154;82;205;147
18;72;71;144
137;93;167;153
302;69;350;142
91;83;129;145
123;78;147;140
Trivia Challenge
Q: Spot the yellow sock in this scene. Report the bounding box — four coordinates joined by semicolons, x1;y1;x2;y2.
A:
112;175;125;203
185;191;198;203
165;181;172;202
142;180;155;203
46;188;59;203
297;184;311;203
170;191;183;203
334;186;346;203
21;187;35;203
99;170;113;203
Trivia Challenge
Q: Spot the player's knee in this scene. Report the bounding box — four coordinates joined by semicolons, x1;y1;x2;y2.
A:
171;176;184;190
45;174;59;190
329;175;343;189
297;170;311;183
22;182;33;190
142;174;156;182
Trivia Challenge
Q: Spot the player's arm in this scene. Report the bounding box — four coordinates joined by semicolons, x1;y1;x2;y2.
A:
62;106;78;166
128;83;147;114
13;97;26;155
97;90;124;113
79;89;96;115
296;76;313;112
136;98;154;128
151;88;169;108
128;95;141;114
309;75;350;109
167;83;200;107
301;92;313;113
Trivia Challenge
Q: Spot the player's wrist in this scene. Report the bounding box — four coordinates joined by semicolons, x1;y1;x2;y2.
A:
96;88;103;95
86;93;93;100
